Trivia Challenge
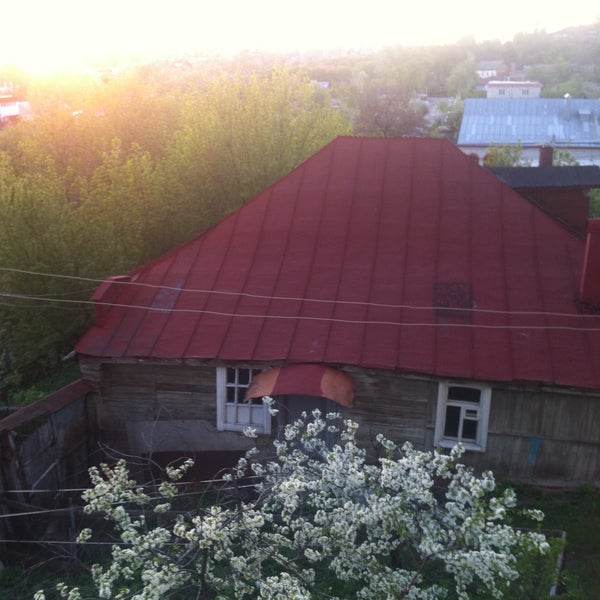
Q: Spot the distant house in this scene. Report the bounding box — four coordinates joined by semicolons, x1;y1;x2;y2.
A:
486;80;542;99
76;137;600;486
0;95;29;128
457;97;600;165
475;60;509;82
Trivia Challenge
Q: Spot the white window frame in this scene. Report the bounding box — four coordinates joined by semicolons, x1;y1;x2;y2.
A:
216;367;271;434
434;382;491;452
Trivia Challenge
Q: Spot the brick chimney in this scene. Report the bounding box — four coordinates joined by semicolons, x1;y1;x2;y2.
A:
580;220;600;304
538;144;554;167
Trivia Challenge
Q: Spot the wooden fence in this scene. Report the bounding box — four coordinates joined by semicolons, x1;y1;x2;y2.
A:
0;379;94;564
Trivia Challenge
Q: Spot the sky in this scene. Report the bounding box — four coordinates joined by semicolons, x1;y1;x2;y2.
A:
2;0;599;74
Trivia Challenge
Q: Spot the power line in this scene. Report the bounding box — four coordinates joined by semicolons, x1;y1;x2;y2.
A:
2;265;599;321
0;538;190;547
0;507;73;518
1;289;600;332
1;475;261;496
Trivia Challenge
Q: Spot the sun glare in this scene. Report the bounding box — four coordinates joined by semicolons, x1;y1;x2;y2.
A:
1;1;599;75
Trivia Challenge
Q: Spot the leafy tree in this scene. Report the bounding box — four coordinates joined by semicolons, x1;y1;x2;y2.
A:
353;82;427;138
553;149;580;166
446;57;479;99
483;142;531;167
0;65;349;393
163;67;350;220
0;155;91;381
429;99;464;142
589;190;600;217
77;140;177;270
42;411;549;600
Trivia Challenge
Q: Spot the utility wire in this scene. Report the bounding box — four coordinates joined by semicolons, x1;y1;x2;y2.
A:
2;265;599;320
0;293;600;333
2;290;600;332
1;474;261;495
0;538;186;547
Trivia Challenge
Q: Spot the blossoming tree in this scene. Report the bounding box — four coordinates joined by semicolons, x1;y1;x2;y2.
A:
37;409;549;599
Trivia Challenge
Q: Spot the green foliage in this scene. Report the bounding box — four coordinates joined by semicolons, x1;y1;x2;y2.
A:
352;80;428;138
553;149;580;166
0;66;349;395
429;99;464;142
508;484;600;599
446;57;479;98
483;142;531;167
589;189;600;217
165;67;350;219
505;535;564;600
0;155;92;379
3;360;80;405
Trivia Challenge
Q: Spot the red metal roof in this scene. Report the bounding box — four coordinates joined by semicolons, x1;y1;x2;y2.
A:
76;137;600;391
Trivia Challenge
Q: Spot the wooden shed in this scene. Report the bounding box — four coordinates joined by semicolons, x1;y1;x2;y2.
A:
76;137;600;486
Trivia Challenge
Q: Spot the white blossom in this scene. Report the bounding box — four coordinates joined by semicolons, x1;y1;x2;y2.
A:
56;412;548;599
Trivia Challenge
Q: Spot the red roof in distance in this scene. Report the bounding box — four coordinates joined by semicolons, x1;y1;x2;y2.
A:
76;137;600;392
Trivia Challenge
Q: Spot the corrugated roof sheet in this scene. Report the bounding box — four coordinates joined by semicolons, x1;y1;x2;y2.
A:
76;137;600;391
458;98;600;147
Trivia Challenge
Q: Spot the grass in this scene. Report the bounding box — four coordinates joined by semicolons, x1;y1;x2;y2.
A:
511;483;600;599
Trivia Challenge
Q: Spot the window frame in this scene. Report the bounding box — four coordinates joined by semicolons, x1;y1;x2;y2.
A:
216;367;272;434
434;382;491;452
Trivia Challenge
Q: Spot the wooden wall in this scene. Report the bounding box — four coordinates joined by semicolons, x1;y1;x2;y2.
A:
466;387;600;485
82;358;600;487
91;361;260;479
345;367;434;455
349;368;600;485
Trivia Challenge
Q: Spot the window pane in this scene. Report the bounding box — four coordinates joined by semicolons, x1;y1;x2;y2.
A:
462;418;478;441
444;405;460;437
226;367;237;384
238;369;251;386
448;386;480;403
227;386;237;404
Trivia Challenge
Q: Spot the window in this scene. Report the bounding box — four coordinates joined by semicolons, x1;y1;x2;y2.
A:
434;383;491;452
216;367;271;434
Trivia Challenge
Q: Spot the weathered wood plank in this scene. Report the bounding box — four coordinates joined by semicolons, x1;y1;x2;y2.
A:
88;359;600;485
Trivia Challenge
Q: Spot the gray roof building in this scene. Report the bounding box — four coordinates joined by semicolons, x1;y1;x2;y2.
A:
458;98;600;165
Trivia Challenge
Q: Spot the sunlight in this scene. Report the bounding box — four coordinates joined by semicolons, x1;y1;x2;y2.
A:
2;0;599;74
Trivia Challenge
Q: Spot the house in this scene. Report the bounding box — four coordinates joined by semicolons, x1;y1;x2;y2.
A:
75;136;600;486
0;94;29;128
475;60;509;82
486;80;542;99
457;97;600;165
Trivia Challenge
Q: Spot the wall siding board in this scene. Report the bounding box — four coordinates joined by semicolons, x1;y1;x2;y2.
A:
347;369;432;452
87;358;600;486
